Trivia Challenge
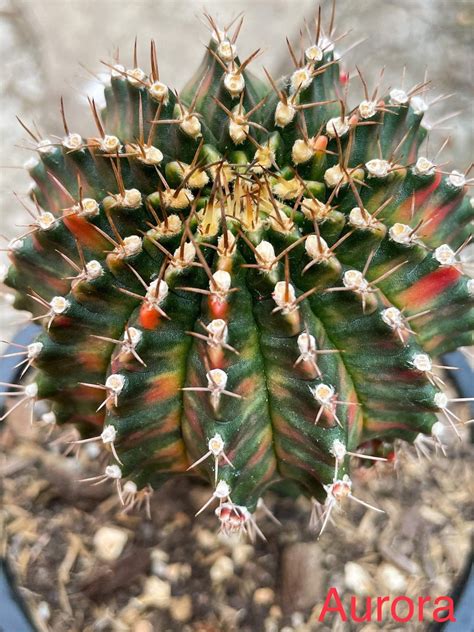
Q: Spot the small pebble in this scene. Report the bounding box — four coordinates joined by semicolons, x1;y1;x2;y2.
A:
150;548;169;577
232;543;254;567
166;562;192;582
195;528;218;550
93;526;128;561
376;563;407;593
169;594;193;622
254;587;275;606
344;561;373;596
133;621;154;632
210;556;234;583
269;605;282;619
139;576;171;609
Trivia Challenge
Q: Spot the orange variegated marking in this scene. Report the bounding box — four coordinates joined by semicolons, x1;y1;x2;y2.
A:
144;372;181;403
78;350;109;372
63;214;110;251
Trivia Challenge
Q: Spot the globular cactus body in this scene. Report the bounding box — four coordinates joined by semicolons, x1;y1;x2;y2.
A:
3;8;473;537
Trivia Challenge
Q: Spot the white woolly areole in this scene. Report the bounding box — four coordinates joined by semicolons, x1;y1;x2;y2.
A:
313;383;335;405
358;100;377;119
122;189;142;209
305;44;323;62
149;81;169;103
37;139;54;154
163;188;194;209
215;479;231;498
123;481;137;494
172;242;196;268
62;133;83;150
180;113;202;139
431;421;445;438
325;116;350;138
467;279;474;296
224;72;245;98
207;368;228;391
127;67;146;86
25;383;38;398
229;118;249;144
413;156;435;176
434;244;456;266
217;40;236;62
146;279;169;304
99;135;121;153
157;214;182;234
217;230;236;256
212;270;231;293
324;164;346;188
50;296;70;314
292;139;314;165
101;425;117;443
366;159;390;178
85;260;103;279
389;88;409;105
138;145;163;165
448;170;466;188
305;234;330;260
381;307;403;329
38;212;55;230
297;332;316;356
411;96;428;115
434;392;448;409
301;197;331;220
255;240;276;268
105;464;122;479
348;207;373;228
106;374;125;394
331;439;347;460
275;101;296;127
81;198;100;217
273;281;296;311
121;235;142;256
27;342;43;359
389;223;414;245
253;146;275;171
207;319;228;343
412;353;432;372
41;411;56;425
124;326;142;346
290;67;313;93
208;433;225;455
343;269;369;292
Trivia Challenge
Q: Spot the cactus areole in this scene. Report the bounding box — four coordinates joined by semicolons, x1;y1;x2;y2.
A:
3;8;473;539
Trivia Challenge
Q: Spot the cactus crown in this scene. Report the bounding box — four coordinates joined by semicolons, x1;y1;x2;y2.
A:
3;6;473;539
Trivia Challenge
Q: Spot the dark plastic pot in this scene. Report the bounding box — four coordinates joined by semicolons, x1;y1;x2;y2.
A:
0;328;472;630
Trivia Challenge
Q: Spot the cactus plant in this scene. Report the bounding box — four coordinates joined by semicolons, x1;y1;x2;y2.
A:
2;6;473;540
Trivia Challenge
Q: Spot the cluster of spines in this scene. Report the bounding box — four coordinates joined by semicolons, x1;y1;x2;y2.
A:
1;4;473;539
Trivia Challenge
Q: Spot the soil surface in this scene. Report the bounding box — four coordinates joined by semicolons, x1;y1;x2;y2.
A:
1;385;473;632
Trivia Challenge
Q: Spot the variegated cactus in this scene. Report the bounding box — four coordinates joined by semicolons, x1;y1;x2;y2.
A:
2;7;473;539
